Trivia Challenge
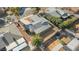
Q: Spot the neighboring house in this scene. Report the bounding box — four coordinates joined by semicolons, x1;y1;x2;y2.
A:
20;15;51;34
0;33;6;51
19;7;26;16
0;8;7;18
46;8;61;17
62;7;79;14
65;29;75;37
0;23;27;51
22;8;36;17
65;29;79;39
45;8;70;19
56;9;71;19
0;18;5;28
67;38;79;51
5;14;18;23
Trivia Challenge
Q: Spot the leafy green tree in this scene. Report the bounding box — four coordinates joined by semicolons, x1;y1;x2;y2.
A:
32;34;42;47
50;16;62;26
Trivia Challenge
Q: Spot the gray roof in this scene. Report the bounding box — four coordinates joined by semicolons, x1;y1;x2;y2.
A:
49;11;60;17
56;9;65;15
56;9;71;18
4;32;14;44
47;8;57;13
0;31;22;49
0;33;6;49
0;18;5;27
21;15;51;34
5;23;22;41
4;32;22;44
46;8;70;18
0;23;23;49
0;23;22;36
9;23;22;36
30;15;51;34
30;15;48;25
46;8;60;17
33;23;51;34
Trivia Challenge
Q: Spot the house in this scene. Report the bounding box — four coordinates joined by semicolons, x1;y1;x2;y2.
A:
0;8;7;18
46;8;61;17
47;40;64;51
45;8;70;19
62;7;79;14
0;18;5;28
67;38;79;51
56;9;70;19
19;7;26;16
0;23;27;51
22;8;36;17
20;15;51;34
0;33;6;51
4;15;17;23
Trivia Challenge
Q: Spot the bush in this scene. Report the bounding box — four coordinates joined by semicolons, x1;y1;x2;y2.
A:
45;16;62;26
50;16;62;25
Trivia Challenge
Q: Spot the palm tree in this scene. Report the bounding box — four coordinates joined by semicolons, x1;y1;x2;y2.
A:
32;34;42;47
32;34;45;51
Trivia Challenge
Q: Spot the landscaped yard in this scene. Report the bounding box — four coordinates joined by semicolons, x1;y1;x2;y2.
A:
44;13;78;30
44;15;63;27
59;17;77;29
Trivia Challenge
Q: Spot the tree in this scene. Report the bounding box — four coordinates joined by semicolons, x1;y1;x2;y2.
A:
59;17;77;29
31;7;41;14
8;7;19;16
32;34;42;47
50;16;62;26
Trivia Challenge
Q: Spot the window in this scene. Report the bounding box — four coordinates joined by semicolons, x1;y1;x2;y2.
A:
2;37;9;46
